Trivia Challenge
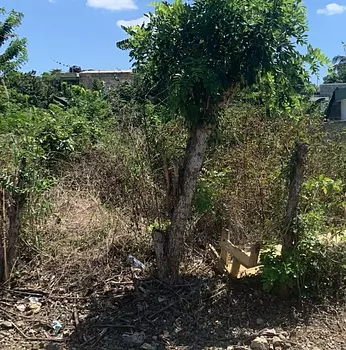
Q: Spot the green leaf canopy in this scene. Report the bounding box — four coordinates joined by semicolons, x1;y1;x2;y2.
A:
118;0;326;125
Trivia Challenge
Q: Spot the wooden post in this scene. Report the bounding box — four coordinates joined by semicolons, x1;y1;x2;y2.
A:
230;259;240;277
248;242;261;267
219;229;231;272
282;142;308;255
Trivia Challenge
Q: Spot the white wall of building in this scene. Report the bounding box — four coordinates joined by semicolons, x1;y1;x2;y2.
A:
341;99;346;121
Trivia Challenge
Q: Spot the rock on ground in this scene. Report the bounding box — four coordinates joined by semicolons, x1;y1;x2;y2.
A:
251;336;269;350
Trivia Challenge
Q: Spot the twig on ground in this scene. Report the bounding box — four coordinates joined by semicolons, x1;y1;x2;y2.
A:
0;305;21;319
146;301;177;321
90;328;108;348
12;322;67;342
73;305;82;342
93;323;140;330
80;328;108;348
0;288;46;297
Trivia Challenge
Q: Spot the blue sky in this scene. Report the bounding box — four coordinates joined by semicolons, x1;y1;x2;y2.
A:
1;0;346;81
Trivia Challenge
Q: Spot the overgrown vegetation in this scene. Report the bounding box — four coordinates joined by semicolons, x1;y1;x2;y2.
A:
1;1;346;309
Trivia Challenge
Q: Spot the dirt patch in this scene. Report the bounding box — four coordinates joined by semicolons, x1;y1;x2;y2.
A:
1;274;346;350
1;187;346;349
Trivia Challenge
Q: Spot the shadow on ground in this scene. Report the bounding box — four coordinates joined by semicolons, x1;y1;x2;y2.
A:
43;274;316;350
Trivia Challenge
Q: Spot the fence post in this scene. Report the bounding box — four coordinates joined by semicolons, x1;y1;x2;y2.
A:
282;142;308;255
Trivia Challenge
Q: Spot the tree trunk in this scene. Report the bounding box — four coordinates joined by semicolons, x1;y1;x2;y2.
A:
281;141;308;255
153;124;213;283
0;158;26;282
0;76;9;103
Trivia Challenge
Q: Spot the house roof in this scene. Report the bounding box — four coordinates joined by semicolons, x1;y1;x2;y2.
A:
334;88;346;102
310;96;329;102
80;70;132;74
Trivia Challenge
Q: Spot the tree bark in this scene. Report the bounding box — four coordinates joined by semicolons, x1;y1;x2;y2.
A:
0;76;9;103
153;124;213;283
0;158;26;282
281;142;308;255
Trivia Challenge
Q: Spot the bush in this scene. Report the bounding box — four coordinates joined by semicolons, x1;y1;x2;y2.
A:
261;174;346;300
261;239;346;300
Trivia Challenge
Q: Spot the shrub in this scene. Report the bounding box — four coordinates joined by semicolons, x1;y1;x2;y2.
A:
261;174;346;299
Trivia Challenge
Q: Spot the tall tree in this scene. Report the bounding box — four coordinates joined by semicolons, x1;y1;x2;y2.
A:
323;42;346;83
6;70;62;108
0;8;27;102
331;42;346;68
117;0;325;283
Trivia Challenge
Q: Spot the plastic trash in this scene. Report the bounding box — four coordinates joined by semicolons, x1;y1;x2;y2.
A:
28;297;40;303
127;255;145;270
16;304;26;312
29;302;41;314
52;320;63;334
27;297;42;314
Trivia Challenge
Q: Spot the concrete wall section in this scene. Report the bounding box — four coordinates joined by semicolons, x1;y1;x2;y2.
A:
79;70;133;89
341;100;346;121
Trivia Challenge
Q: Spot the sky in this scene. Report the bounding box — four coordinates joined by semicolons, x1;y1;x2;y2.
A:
1;0;346;81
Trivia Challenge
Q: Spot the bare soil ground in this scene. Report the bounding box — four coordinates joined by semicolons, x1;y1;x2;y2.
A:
0;188;346;350
1;271;346;350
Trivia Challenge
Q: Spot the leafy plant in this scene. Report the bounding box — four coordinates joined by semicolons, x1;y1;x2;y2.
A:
0;8;27;74
0;7;27;109
261;173;346;299
117;0;327;283
194;169;229;214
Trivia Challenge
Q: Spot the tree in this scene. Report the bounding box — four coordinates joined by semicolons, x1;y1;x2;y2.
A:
0;8;27;102
6;70;62;108
117;0;325;283
331;42;346;68
323;42;346;83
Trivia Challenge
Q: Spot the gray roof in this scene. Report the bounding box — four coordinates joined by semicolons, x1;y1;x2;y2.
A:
80;70;132;74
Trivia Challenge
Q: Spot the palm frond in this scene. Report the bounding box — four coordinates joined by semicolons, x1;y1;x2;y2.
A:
332;55;346;65
116;38;131;50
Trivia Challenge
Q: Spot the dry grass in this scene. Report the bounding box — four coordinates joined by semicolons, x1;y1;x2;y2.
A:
14;128;165;293
44;187;137;254
17;179;153;293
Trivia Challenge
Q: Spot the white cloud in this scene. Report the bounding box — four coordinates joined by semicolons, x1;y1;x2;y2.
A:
87;0;137;11
317;3;346;15
116;16;149;27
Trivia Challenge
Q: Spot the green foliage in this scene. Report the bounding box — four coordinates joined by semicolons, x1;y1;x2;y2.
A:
61;84;110;121
194;169;229;214
0;67;111;260
261;236;346;300
323;42;346;83
323;65;346;83
0;8;27;74
35;110;101;166
261;248;297;293
106;81;140;127
92;78;105;92
118;0;326;125
147;219;171;233
5;70;61;108
0;84;105;177
261;174;346;299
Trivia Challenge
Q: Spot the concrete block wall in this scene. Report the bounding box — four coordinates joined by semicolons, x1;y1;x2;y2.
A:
79;70;133;89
